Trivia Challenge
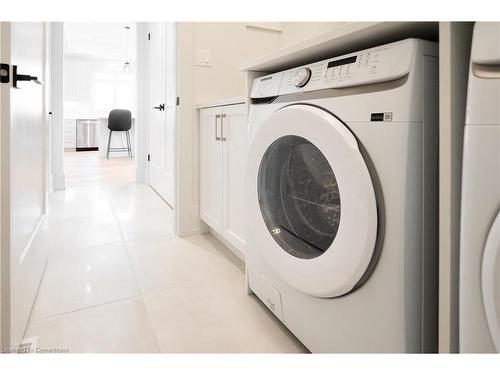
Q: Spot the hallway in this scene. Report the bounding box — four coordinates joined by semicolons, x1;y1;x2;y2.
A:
21;155;306;353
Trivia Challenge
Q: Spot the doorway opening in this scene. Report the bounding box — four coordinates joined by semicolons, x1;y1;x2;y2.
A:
62;22;138;188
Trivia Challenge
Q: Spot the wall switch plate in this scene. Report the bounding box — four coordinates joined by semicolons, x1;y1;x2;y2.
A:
195;48;211;67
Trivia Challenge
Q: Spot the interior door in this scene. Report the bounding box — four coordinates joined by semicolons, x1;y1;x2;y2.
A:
1;22;49;348
148;22;175;207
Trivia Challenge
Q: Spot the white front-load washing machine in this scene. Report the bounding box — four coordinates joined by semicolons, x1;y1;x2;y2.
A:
459;22;500;353
245;38;439;353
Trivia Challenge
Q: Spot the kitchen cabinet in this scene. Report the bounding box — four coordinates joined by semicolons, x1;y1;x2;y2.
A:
200;102;247;257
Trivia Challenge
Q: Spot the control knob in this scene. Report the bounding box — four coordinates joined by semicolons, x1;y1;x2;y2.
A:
295;67;312;88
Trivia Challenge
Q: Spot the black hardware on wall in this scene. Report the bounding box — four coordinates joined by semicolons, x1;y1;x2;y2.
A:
176;97;180;106
1;63;10;83
12;65;43;88
147;154;151;162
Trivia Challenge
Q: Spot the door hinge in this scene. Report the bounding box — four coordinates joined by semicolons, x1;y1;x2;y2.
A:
1;63;10;83
176;97;180;106
148;33;151;41
147;154;151;162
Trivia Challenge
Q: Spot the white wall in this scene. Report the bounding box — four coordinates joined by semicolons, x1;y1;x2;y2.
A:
175;22;356;236
280;22;348;46
176;22;285;236
135;22;149;183
64;55;137;119
192;23;283;104
190;22;348;105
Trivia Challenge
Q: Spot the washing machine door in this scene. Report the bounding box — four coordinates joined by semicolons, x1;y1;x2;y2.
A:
247;104;378;298
482;210;500;351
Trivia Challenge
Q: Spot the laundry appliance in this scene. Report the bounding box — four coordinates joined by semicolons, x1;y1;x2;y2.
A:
459;22;500;353
245;38;439;353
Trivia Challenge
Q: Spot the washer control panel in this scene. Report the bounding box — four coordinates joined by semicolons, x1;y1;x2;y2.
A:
250;38;415;99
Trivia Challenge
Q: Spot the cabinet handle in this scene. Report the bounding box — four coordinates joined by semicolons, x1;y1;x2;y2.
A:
220;114;227;141
215;114;221;141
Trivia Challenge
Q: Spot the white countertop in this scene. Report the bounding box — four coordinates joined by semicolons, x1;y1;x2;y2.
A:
239;22;438;73
196;96;246;109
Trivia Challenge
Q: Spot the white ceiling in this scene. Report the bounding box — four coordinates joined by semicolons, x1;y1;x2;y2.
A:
64;22;137;61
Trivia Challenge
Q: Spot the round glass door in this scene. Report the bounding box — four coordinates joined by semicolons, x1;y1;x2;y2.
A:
246;104;378;297
482;211;500;351
258;135;341;259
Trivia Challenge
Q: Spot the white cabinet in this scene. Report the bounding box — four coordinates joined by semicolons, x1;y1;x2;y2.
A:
200;103;247;256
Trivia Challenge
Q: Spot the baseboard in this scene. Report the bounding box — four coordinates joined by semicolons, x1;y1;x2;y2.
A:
19;214;46;264
188;227;204;235
51;172;65;191
209;229;246;264
135;167;146;183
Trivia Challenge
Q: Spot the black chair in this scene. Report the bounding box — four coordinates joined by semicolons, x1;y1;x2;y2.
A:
107;109;133;159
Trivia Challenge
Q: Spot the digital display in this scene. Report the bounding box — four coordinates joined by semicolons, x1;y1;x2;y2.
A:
327;55;357;68
260;76;272;82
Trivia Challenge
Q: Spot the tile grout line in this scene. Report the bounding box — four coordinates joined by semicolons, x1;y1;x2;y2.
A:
109;190;163;353
28;188;138;323
22;260;49;342
122;240;162;353
48;239;126;260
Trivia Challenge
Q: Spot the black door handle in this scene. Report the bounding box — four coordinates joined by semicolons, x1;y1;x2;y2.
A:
153;103;165;111
12;65;43;88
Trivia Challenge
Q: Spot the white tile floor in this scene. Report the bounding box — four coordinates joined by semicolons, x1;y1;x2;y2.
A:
23;152;307;353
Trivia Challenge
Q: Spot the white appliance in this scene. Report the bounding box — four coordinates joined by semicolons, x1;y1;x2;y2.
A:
459;22;500;353
246;39;439;353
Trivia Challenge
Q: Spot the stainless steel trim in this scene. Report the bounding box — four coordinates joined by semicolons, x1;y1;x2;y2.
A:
76;118;99;150
215;114;221;141
221;114;227;141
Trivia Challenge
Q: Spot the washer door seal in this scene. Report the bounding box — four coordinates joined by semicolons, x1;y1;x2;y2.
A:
247;104;378;298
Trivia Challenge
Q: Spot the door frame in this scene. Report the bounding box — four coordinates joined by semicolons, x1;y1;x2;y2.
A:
0;20;6;348
48;22;65;191
135;22;150;185
49;22;147;190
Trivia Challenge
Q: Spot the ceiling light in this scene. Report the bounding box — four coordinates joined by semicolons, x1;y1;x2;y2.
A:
123;26;131;73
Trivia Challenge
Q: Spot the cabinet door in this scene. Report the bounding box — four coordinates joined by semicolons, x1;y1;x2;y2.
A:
199;106;223;232
221;104;247;253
